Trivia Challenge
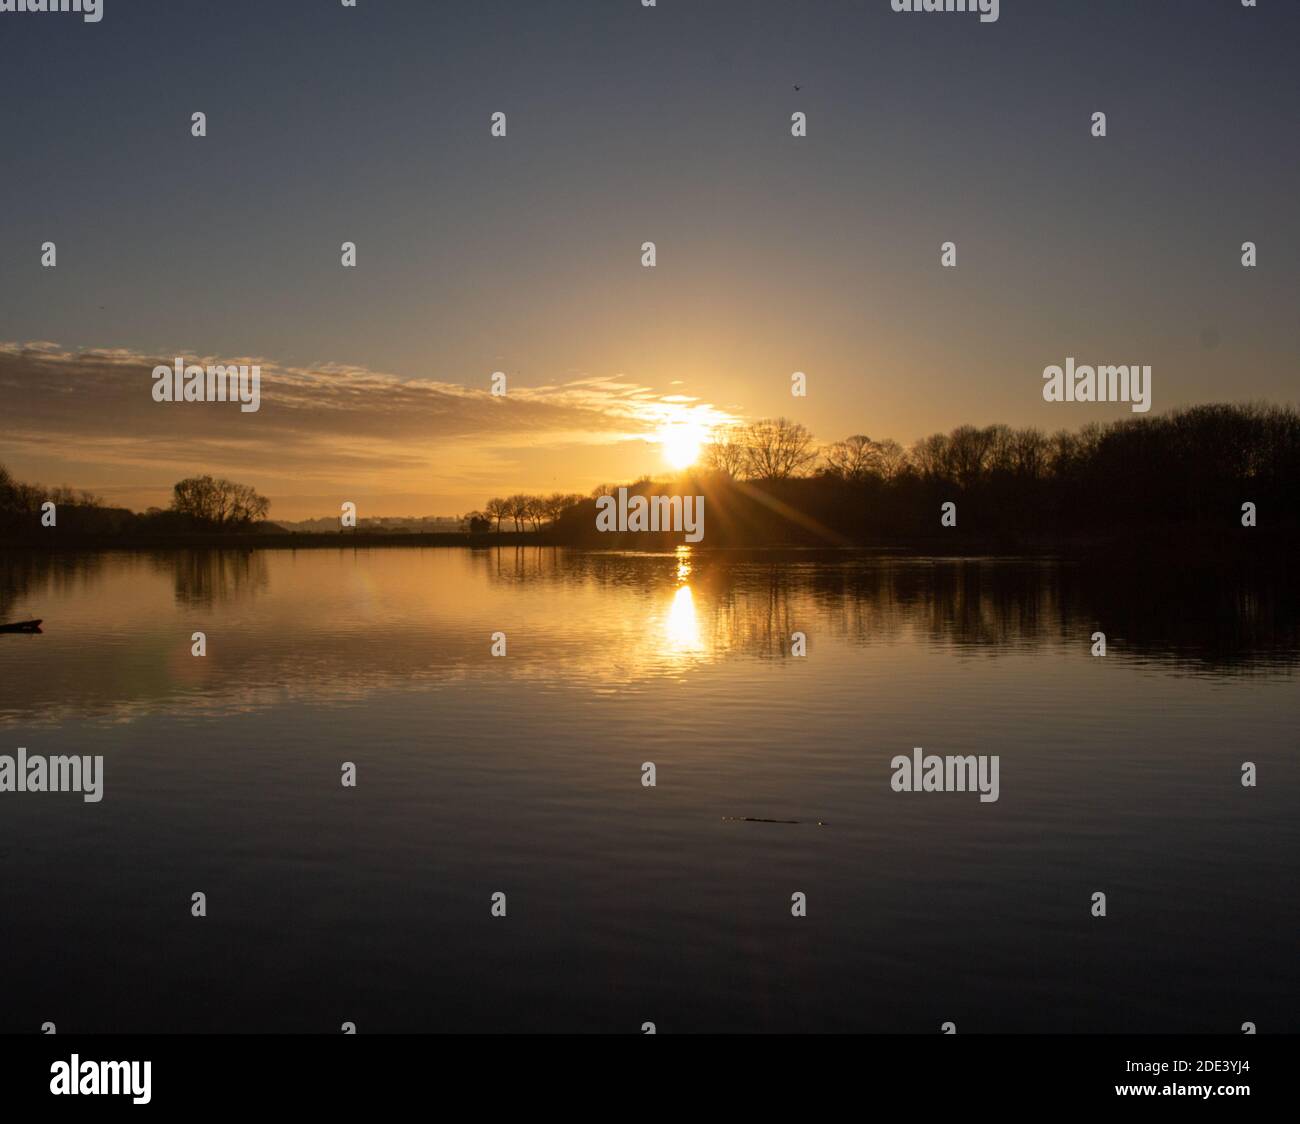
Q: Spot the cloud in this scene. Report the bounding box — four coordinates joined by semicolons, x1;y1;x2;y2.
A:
0;342;738;512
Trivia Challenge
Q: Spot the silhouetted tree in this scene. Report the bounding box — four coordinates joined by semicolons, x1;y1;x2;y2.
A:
822;435;878;482
170;475;269;528
484;496;509;532
742;418;818;481
703;427;749;477
506;493;531;532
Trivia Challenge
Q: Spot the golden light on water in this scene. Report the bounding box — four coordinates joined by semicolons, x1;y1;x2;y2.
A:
664;583;703;653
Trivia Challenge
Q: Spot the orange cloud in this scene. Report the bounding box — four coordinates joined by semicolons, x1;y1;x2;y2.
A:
0;342;739;518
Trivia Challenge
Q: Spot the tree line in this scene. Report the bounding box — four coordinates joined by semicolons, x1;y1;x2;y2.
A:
1;469;271;536
465;492;589;534
5;402;1297;544
694;405;1300;496
478;403;1300;541
546;403;1300;546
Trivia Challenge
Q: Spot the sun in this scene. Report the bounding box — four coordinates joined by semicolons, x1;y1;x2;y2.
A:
659;421;707;469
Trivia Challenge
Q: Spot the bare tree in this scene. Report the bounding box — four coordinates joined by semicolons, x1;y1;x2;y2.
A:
702;427;748;477
523;495;547;531
909;433;951;481
822;435;879;482
484;496;509;532
227;482;270;524
944;425;999;487
1006;428;1049;480
543;492;583;525
873;438;909;481
742;418;818;481
171;475;269;527
507;493;531;532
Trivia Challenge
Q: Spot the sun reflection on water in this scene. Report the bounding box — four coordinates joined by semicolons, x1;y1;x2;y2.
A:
664;547;703;656
664;583;703;654
674;545;692;582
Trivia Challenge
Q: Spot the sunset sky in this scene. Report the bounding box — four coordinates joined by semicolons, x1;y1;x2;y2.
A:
2;0;1297;519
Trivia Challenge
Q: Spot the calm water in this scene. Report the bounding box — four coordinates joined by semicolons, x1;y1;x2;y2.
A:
1;547;1297;1033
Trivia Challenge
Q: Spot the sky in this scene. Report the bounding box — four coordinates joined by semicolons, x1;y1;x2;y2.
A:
1;0;1297;519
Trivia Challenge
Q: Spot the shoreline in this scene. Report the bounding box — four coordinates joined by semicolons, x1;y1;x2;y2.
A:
1;526;1295;564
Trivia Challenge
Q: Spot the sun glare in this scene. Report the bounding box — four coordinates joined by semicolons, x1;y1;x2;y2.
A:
659;422;707;469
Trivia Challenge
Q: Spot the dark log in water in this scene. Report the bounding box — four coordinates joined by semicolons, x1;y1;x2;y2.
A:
723;816;826;825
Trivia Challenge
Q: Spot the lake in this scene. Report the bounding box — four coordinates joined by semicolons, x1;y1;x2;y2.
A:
1;546;1296;1033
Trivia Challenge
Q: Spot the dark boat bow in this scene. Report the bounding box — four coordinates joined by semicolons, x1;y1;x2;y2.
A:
0;619;43;634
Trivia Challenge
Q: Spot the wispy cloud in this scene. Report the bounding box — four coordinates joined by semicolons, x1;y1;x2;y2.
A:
0;342;739;516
